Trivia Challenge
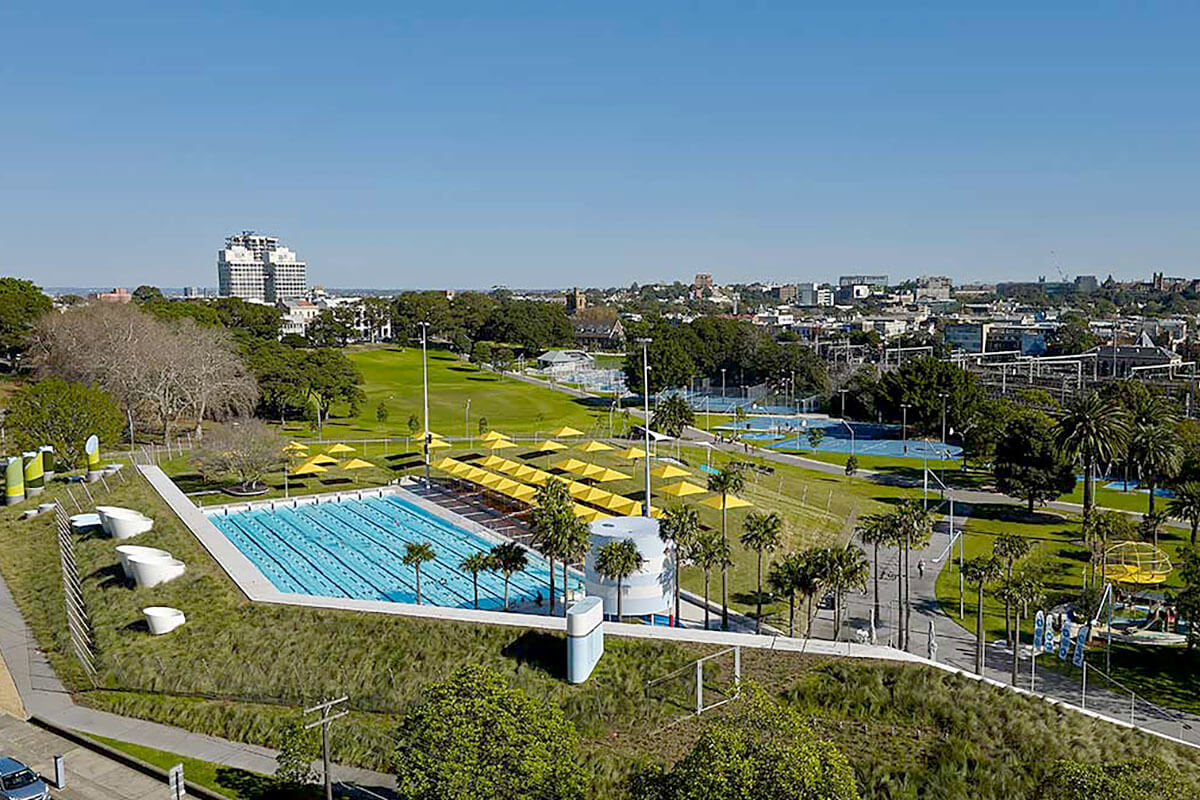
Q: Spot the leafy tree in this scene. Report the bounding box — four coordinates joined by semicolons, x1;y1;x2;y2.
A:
893;500;933;651
274;718;319;790
856;513;893;624
995;411;1077;512
375;401;389;423
1055;392;1131;526
393;665;585;800
706;464;746;630
131;285;164;304
993;532;1031;646
192;419;282;491
460;552;491;609
659;505;701;624
530;479;587;614
961;553;1002;674
651;393;695;437
630;685;859;800
472;341;492;370
242;340;311;421
0;277;51;370
306;309;353;348
740;512;783;633
997;575;1043;685
488;541;527;610
477;416;488;436
4;378;123;469
876;356;982;436
767;553;806;637
824;546;870;638
492;344;515;373
1129;424;1181;519
403;541;436;604
1176;547;1200;652
1044;757;1188;800
844;455;858;481
408;413;420;436
1168;481;1200;546
806;427;825;450
622;325;696;395
692;528;730;631
211;297;283;340
1048;315;1100;356
595;538;645;620
302;348;364;435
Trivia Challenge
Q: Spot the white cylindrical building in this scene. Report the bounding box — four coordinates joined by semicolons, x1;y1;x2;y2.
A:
584;516;673;619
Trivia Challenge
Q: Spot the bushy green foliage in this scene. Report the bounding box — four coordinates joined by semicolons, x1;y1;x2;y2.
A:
393;665;586;800
5;377;123;467
631;685;858;800
995;410;1076;511
275;718;319;788
1044;757;1189;800
0;277;51;367
650;394;694;437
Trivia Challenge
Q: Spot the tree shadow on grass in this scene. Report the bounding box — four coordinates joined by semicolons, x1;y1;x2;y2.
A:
212;768;326;799
465;375;500;382
500;630;566;680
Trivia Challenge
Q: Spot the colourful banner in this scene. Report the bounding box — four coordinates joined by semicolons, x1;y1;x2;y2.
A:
1058;620;1072;661
1072;624;1090;667
1033;610;1045;650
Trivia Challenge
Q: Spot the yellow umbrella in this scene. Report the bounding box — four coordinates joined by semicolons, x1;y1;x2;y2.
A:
507;484;537;502
493;477;522;494
534;440;568;452
463;466;490;483
547;426;584;438
511;464;540;482
480;473;506;489
327;443;356;455
291;462;327;476
566;481;592;498
342;458;373;470
524;469;551;486
480;455;507;468
433;457;459;470
578;463;606;479
551;458;589;473
699;494;753;510
284;441;309;453
480;430;508;442
307;454;339;466
413;430;444;442
579;440;613;454
427;439;452;450
659;480;706;497
482;439;517;451
591;467;631;482
614;446;647;460
650;464;690;480
602;495;640;515
578;486;611;504
449;461;475;478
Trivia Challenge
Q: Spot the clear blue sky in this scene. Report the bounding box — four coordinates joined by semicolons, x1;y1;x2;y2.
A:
3;2;1198;290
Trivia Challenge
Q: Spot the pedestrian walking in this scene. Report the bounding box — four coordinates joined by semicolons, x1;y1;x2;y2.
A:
917;559;926;580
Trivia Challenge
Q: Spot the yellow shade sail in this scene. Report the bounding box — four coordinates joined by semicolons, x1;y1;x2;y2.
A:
449;461;475;477
507;484;537;502
614;447;647;460
291;463;328;476
534;440;568;452
579;440;613;453
463;466;490;483
699;494;753;510
493;477;522;494
573;504;609;521
481;438;516;451
551;458;589;473
414;430;444;439
284;441;309;452
307;454;339;466
591;467;631;482
650;464;690;480
602;495;641;515
427;439;453;450
480;472;506;489
578;463;606;479
327;443;356;454
659;480;706;497
511;464;540;482
566;481;592;498
342;458;374;470
524;469;552;485
578;487;611;504
479;430;508;442
480;455;507;468
433;457;461;471
547;426;584;438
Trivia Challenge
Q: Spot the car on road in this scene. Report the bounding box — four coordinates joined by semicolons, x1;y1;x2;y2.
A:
0;758;49;800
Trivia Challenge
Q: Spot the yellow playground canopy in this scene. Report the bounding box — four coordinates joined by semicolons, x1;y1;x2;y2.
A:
284;441;309;452
427;438;452;450
700;494;753;510
591;467;631;482
414;430;444;440
1103;541;1172;585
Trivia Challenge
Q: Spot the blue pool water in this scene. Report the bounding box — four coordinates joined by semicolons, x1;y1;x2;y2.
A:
208;494;557;610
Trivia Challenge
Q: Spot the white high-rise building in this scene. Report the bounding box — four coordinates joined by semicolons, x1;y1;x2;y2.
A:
217;231;308;303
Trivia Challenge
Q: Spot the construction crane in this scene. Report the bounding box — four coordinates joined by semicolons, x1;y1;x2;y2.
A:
1050;250;1070;283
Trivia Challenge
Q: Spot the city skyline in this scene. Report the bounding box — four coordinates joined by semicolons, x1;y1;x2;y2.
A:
4;3;1200;288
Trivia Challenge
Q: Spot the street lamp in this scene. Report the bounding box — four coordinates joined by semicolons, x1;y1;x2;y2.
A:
939;391;948;483
901;402;911;456
637;338;653;517
419;321;431;481
465;398;471;445
839;388;848;419
721;368;726;399
841;419;856;456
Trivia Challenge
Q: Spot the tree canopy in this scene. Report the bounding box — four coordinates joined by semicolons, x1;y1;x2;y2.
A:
3;377;123;468
994;410;1077;511
0;277;51;369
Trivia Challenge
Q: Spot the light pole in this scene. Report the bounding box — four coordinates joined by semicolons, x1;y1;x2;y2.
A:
465;398;471;446
637;338;653;517
939;391;948;485
721;368;726;399
419;321;431;481
841;419;855;456
839;388;848;418
901;402;911;456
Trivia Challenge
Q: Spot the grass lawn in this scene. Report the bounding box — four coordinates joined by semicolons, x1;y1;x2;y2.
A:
295;345;610;440
86;733;308;799
2;468;1200;797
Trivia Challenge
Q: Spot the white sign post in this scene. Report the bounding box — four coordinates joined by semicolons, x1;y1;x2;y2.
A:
168;764;185;798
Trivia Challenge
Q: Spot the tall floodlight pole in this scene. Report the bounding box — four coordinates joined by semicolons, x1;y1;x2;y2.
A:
465;398;471;445
304;696;349;800
839;388;848;418
901;403;911;455
939;391;949;485
638;338;653;517
721;368;726;399
419;322;431;481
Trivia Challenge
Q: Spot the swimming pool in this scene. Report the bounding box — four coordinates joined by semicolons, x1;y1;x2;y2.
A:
207;494;558;610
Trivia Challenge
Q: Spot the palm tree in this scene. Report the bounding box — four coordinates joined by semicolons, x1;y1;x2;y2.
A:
1169;480;1200;546
825;546;870;639
403;541;436;605
1055;392;1130;526
1084;510;1133;588
993;532;1030;646
856;513;891;624
459;551;491;609
1130;424;1181;520
767;553;804;637
895;500;933;652
961;553;1003;675
706;464;746;630
559;517;591;616
795;550;824;637
740;511;784;633
692;528;730;630
530;478;575;613
489;541;527;611
594;538;645;621
998;575;1044;686
651;393;695;437
660;504;701;625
